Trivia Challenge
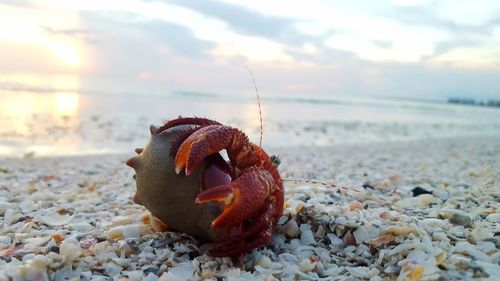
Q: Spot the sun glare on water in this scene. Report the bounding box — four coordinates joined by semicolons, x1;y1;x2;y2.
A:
55;92;79;116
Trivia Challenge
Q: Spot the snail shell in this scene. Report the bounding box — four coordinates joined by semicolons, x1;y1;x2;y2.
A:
127;125;225;241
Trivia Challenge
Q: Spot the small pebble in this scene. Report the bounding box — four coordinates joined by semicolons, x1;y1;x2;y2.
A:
411;186;432;197
485;213;500;223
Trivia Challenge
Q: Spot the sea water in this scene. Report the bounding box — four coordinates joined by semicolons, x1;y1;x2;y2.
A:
1;90;499;157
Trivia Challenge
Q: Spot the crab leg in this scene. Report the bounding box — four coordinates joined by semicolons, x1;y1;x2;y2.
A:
209;226;273;257
196;167;274;228
207;201;276;257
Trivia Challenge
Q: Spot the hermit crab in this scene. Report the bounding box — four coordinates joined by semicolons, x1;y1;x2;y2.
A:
126;117;284;258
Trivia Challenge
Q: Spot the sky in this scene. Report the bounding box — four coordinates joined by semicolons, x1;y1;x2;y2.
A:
0;0;499;100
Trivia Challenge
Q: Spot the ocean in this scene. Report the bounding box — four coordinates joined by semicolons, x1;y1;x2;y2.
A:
1;90;500;157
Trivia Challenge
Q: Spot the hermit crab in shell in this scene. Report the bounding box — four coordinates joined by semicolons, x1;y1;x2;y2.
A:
126;117;284;258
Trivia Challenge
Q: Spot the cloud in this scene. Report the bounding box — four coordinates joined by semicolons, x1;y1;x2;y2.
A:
383;5;500;60
0;0;34;8
429;38;483;59
389;6;497;35
41;26;101;45
79;11;215;59
166;0;319;47
372;40;394;49
2;0;500;100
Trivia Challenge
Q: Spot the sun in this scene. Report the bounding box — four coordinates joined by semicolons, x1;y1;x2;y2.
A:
46;41;81;68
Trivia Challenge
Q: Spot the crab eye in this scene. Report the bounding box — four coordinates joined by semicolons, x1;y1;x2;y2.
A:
270;155;281;167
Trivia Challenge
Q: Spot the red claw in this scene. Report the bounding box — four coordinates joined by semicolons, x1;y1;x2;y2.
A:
196;168;273;228
158;117;284;258
174;125;233;175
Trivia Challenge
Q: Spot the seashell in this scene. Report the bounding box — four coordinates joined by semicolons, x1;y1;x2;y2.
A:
468;226;494;243
107;224;150;240
293;245;316;260
383;224;420;237
255;255;283;269
79;238;97;249
431;232;448;242
111;215;134;226
298;258;315;273
125;270;144;281
149;215;169;232
421;235;434;253
299;224;316;245
343;231;357;246
419;218;448;229
388;242;425;256
398;264;424;281
348;200;363;211
439;209;472;227
52;264;81;280
368;233;395;246
23;237;51;252
59;240;82;262
3;208;18;227
485;213;500;223
0;244;24;257
0;201;16;216
334;216;347;225
404;249;427;265
315;225;326;239
278;253;299;263
104;262;123;276
435;250;446;265
68;222;93;232
353;226;371;244
19;200;36;213
39;213;73;227
0;236;12;246
159;262;195;281
144;273;161;281
284;220;300;238
22;253;36;262
453;241;492;262
277;215;288;225
327;233;343;246
348;267;379;279
32;254;50;268
476;241;496;254
20;263;50;281
416;194;441;208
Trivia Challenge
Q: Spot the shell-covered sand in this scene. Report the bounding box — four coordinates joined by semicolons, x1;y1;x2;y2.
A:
0;136;499;281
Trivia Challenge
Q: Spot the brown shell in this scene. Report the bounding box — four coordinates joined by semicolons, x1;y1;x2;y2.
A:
127;125;222;241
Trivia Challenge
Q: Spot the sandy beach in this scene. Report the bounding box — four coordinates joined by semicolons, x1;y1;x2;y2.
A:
1;136;498;280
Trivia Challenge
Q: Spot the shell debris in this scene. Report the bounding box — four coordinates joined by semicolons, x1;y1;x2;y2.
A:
1;137;499;280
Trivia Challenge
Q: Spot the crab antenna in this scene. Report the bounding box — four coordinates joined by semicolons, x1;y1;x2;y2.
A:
244;65;263;148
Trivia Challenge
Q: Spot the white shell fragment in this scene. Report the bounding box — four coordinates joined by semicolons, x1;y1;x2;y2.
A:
284;220;300;237
60;240;83;262
159;262;195;281
107;224;149;240
39;214;74;227
1;137;499;280
485;213;500;223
